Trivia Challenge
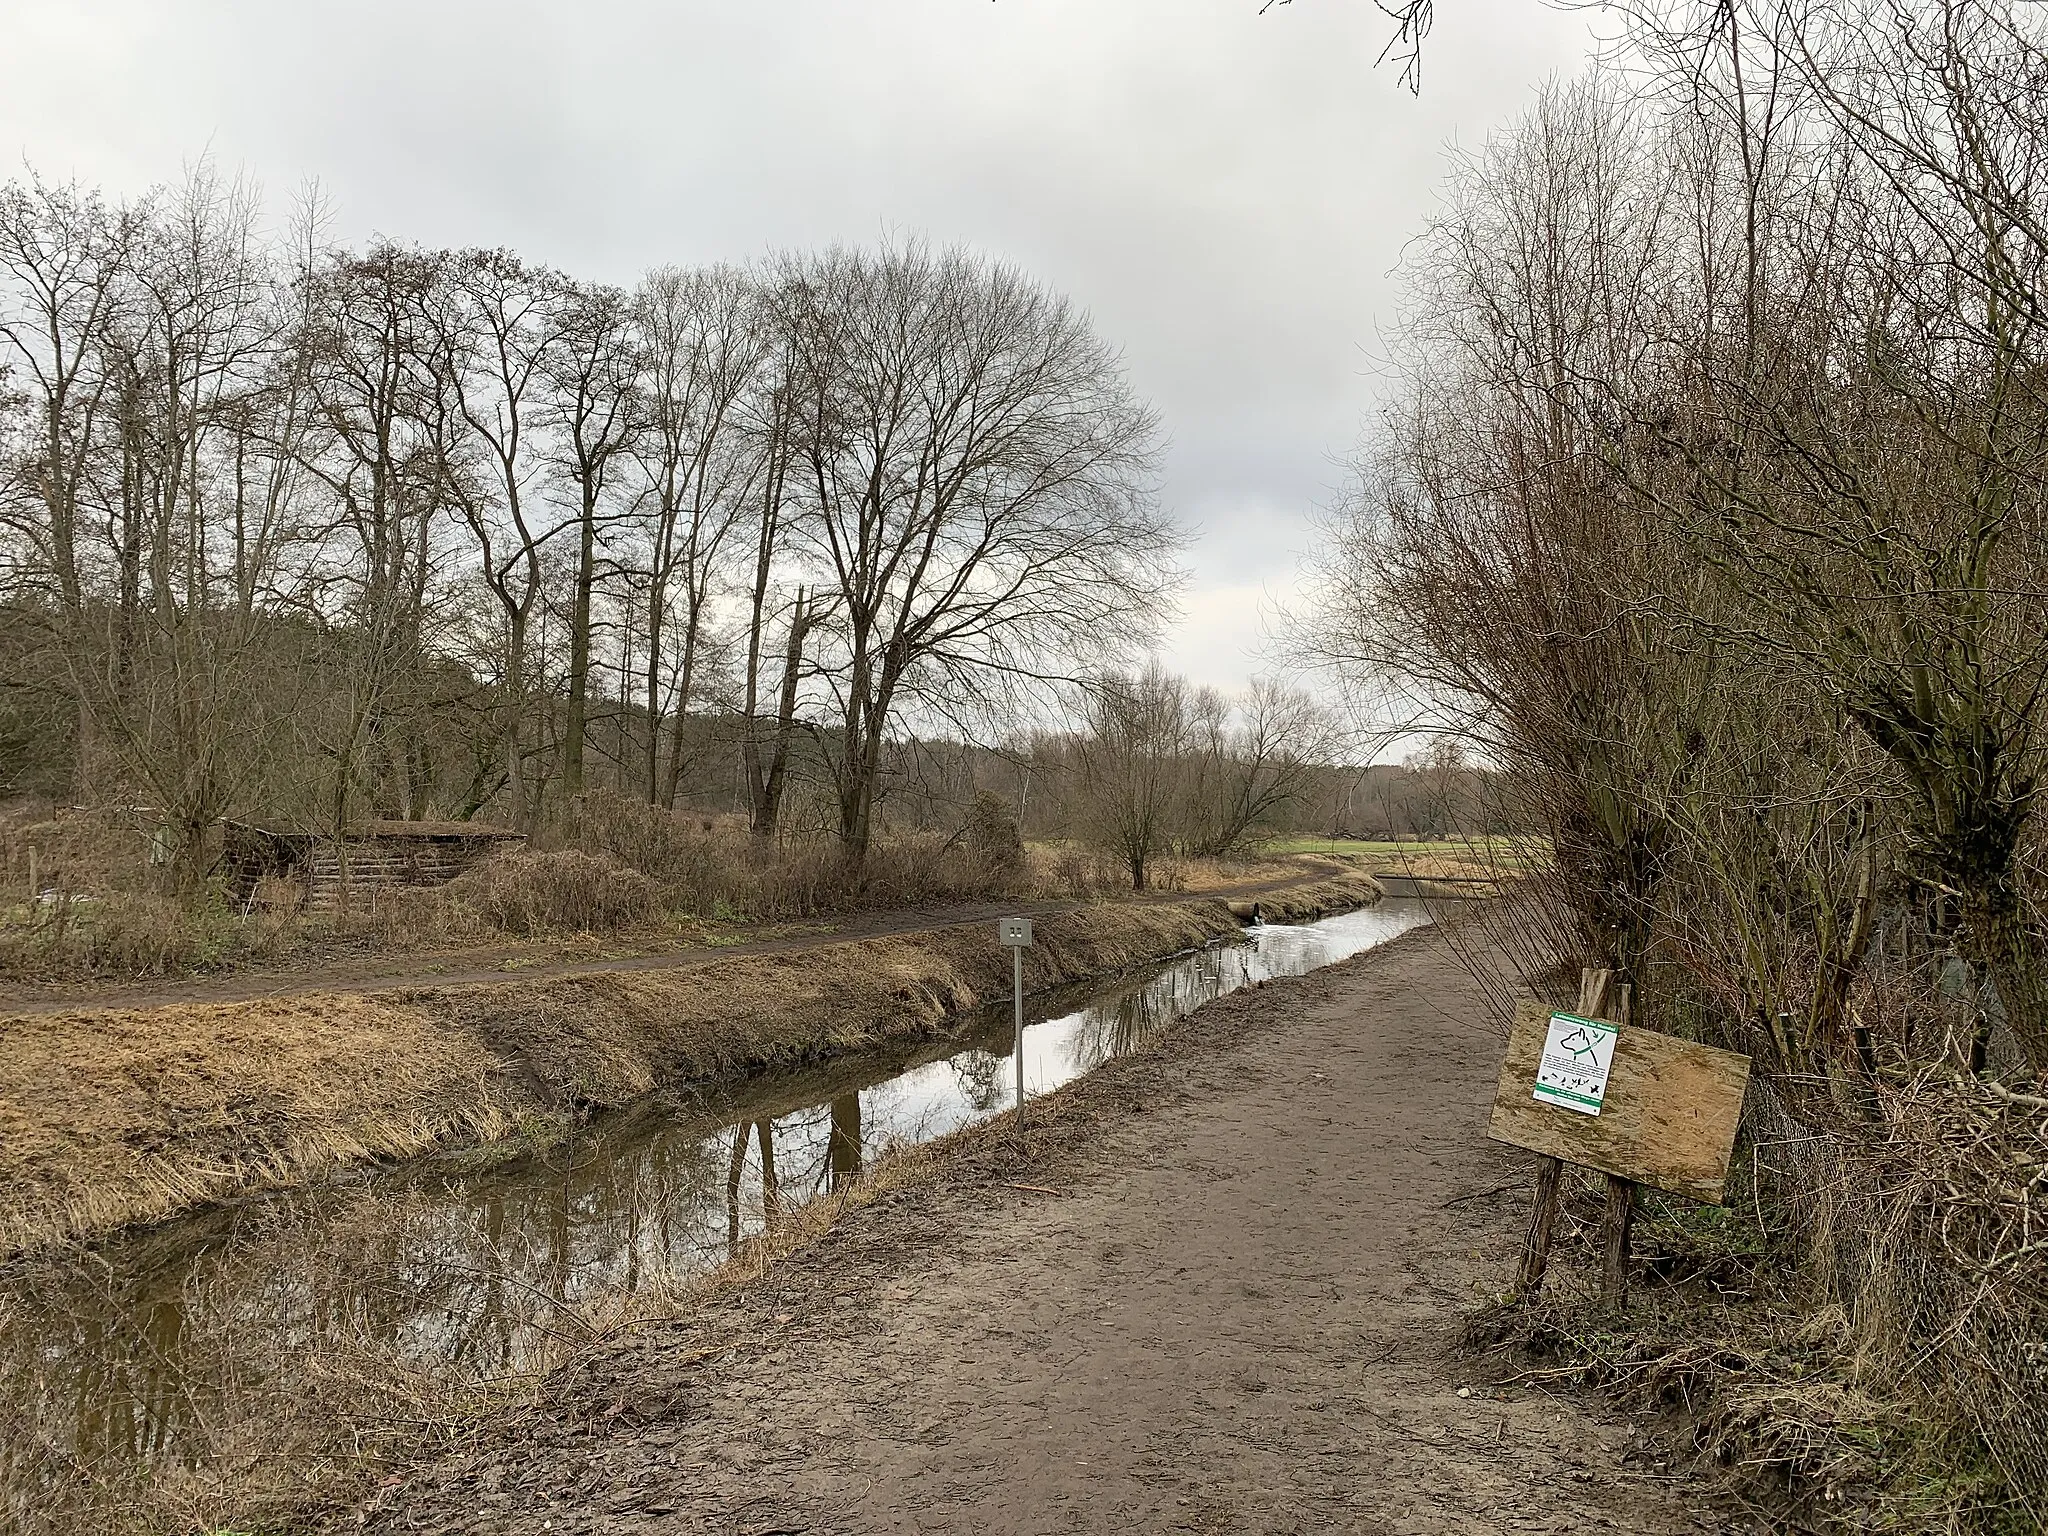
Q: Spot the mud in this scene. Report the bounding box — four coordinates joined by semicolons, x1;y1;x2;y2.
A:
341;917;1743;1536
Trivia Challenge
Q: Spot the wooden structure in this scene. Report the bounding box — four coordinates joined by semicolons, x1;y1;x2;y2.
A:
1488;969;1750;1309
223;819;524;909
1489;997;1751;1204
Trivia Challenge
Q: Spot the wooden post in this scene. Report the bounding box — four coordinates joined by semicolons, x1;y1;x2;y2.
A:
1514;967;1611;1299
1515;1155;1565;1295
1013;942;1026;1135
1602;1173;1634;1309
1600;982;1635;1311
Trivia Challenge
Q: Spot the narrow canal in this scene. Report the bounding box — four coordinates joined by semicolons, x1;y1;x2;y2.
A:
0;901;1432;1509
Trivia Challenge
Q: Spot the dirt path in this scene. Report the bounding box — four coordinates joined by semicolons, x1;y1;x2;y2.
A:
346;922;1739;1536
0;869;1350;1018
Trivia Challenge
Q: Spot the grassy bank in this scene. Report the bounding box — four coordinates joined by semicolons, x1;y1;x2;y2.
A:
0;897;1257;1262
1226;867;1387;923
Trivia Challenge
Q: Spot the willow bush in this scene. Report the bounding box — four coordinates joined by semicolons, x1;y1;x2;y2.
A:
1310;4;2048;1524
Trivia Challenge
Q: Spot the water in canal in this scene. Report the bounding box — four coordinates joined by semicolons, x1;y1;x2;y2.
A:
0;901;1431;1507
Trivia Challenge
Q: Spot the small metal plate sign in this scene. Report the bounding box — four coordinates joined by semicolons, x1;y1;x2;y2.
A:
998;917;1034;947
1534;1011;1617;1116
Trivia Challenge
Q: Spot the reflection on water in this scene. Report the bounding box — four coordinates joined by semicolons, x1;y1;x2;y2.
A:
0;901;1429;1506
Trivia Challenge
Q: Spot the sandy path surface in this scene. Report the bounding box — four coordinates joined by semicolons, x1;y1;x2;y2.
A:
350;922;1738;1536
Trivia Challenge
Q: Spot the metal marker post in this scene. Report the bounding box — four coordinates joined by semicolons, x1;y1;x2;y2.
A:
998;918;1034;1132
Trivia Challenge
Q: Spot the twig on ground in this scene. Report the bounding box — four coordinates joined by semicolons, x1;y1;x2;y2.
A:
1442;1182;1517;1207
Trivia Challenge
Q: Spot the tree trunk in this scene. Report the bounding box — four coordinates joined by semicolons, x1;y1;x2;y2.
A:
660;611;702;810
1963;879;2048;1076
643;588;666;805
504;611;529;828
837;716;887;875
752;591;810;839
561;503;598;797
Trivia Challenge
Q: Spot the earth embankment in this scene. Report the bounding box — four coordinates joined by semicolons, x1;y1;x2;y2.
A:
0;887;1389;1262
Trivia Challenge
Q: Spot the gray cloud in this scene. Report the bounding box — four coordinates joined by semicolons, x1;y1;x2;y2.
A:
1;0;1593;687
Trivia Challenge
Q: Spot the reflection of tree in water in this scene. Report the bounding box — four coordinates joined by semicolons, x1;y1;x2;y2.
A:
949;1048;1010;1112
1065;948;1253;1072
7;1108;772;1491
828;1093;864;1189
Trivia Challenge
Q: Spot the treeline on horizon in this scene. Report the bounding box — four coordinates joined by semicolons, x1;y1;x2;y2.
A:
0;174;1270;882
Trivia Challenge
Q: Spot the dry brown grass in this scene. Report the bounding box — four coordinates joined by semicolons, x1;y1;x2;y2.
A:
1021;841;1317;899
0;892;250;979
558;792;1022;921
0;802;282;980
0;898;1245;1263
0;790;1354;986
0;793;1065;982
1225;868;1385;923
1466;1074;2048;1534
446;848;663;936
0;994;525;1261
1142;855;1273;894
0;803;154;899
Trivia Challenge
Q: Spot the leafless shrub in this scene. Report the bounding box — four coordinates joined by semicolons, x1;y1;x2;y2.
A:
966;790;1025;876
0;892;253;979
1306;7;2048;1520
557;790;733;897
447;849;663;937
549;791;1029;921
0;805;155;900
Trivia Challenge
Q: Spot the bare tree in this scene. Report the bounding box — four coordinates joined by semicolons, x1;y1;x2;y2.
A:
1179;677;1337;856
299;240;457;830
0;174;142;791
774;242;1177;871
439;249;571;830
629;265;764;807
738;278;815;838
1076;660;1190;891
545;279;641;798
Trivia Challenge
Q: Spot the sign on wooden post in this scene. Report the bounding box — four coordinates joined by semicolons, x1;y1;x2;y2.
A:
1488;998;1751;1206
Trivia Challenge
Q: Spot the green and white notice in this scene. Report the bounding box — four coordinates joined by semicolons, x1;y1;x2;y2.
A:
1534;1011;1618;1116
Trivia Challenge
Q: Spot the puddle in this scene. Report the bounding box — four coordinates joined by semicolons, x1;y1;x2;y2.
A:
0;900;1431;1503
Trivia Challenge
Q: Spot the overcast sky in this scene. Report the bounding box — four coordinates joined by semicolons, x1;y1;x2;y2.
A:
2;0;1595;692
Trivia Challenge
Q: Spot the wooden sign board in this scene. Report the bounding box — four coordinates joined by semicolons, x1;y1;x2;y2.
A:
1487;998;1751;1205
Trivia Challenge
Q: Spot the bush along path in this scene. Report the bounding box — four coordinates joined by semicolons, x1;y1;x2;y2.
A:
335;918;1744;1536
